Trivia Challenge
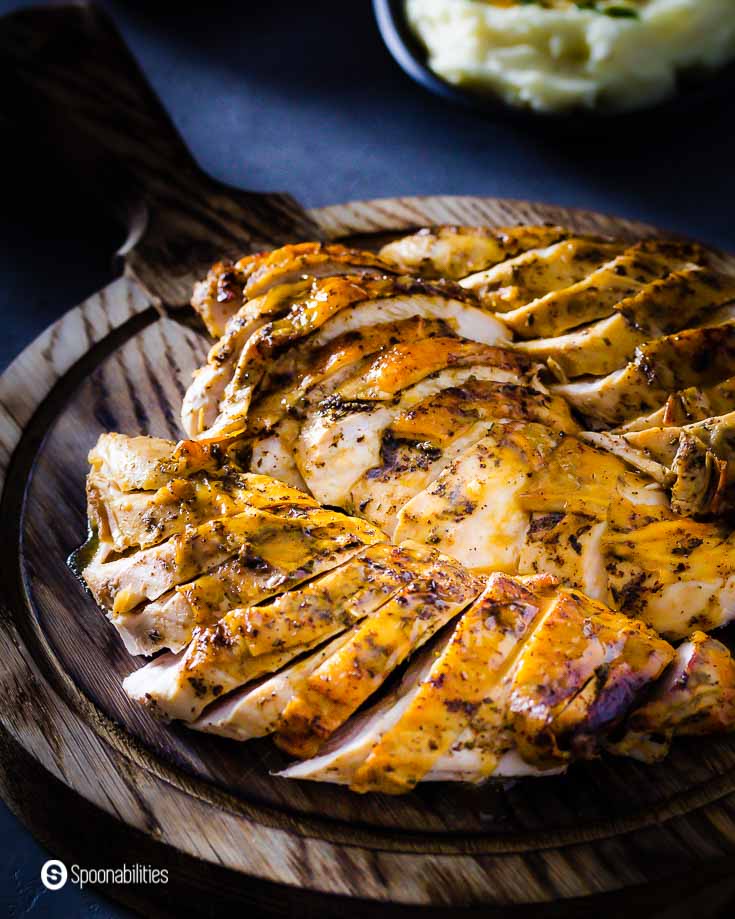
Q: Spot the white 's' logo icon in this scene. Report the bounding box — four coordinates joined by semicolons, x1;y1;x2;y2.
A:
41;860;68;890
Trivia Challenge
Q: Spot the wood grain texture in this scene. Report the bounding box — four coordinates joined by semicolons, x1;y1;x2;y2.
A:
2;195;735;916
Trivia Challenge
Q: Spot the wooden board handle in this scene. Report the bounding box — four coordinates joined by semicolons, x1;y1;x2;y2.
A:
0;2;322;307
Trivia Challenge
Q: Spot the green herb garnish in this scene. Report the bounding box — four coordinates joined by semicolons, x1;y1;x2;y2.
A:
603;5;640;16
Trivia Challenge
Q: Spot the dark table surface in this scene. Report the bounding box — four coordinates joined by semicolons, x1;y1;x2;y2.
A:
0;0;734;915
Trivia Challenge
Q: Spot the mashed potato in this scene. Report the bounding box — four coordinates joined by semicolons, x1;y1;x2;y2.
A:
406;0;735;112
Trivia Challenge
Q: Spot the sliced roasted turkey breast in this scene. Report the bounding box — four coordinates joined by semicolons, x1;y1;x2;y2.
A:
124;542;424;720
73;222;735;795
192;242;398;338
379;224;569;279
296;358;533;509
500;241;701;339
394;421;561;572
460;237;625;310
554;321;735;427
515;266;735;378
279;573;673;791
183;275;510;440
607;631;735;763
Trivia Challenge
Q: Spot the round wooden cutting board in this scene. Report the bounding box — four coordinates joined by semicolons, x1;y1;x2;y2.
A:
3;194;735;917
3;5;735;917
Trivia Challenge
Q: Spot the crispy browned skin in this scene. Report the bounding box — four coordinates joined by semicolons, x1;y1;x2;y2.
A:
247;316;454;435
276;573;677;792
508;588;674;766
603;482;735;638
77;223;735;795
182;273;508;440
192;243;398;338
608;631;735;762
337;337;528;401
273;549;483;758
390;380;580;445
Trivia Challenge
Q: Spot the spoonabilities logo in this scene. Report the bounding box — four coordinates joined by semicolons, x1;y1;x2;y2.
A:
41;859;167;891
41;860;68;890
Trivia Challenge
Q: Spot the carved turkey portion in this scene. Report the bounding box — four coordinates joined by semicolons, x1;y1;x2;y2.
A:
279;573;677;792
78;434;384;656
74;223;735;792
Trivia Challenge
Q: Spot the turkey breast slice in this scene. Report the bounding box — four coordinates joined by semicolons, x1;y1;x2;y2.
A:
184;277;510;440
273;550;483;759
553;321;735;428
86;472;318;555
86;433;231;493
182;279;312;436
394;421;561;573
379;224;569;279
276;575;578;788
603;474;735;639
348;381;578;536
616;375;735;433
190;630;362;740
277;640;445;785
247;337;526;495
516;268;735;378
84;508;305;615
279;573;671;790
461;237;624;311
500;242;700;339
123;542;421;720
243;243;397;301
193;543;490;742
247;316;452;436
296;364;530;508
109;507;384;655
607;632;735;763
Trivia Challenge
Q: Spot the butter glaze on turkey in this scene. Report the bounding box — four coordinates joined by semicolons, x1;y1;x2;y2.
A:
73;224;735;793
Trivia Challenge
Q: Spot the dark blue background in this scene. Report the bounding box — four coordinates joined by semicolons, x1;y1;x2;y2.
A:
0;0;733;914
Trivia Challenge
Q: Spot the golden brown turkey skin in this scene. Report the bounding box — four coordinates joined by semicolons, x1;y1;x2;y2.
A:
73;222;735;795
608;631;735;762
379;224;570;279
192;242;398;337
279;573;676;792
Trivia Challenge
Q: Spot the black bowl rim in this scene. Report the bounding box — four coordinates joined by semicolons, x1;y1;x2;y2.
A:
373;0;735;124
